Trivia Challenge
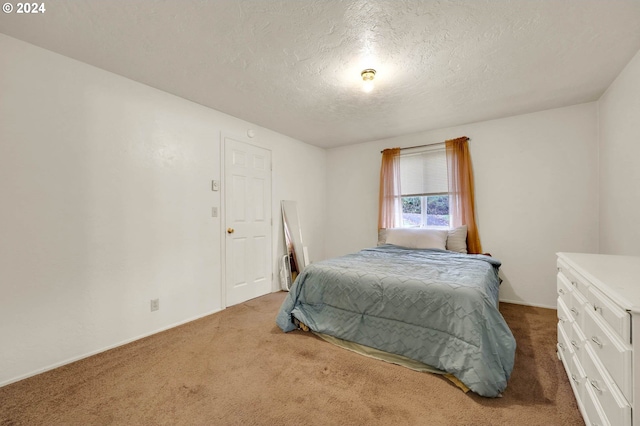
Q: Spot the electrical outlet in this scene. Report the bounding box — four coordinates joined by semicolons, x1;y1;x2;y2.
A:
150;298;159;312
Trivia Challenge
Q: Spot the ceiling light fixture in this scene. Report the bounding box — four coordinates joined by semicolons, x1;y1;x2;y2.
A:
361;68;376;93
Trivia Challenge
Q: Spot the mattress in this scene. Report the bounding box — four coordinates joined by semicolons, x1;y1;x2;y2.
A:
276;244;516;397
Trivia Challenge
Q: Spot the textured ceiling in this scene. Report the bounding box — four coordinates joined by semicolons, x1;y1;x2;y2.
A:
1;0;640;148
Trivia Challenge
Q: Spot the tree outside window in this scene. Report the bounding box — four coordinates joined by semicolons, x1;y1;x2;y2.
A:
401;195;449;228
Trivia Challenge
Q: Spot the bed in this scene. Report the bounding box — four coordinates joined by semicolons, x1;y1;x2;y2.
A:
275;238;516;397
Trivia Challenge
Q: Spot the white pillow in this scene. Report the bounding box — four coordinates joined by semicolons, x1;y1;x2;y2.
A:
446;225;468;254
385;228;448;250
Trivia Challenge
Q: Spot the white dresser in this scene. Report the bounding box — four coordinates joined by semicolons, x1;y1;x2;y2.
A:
556;252;640;426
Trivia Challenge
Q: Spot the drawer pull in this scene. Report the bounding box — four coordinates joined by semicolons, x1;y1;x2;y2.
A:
571;281;577;287
558;316;567;323
590;379;603;394
570;307;579;316
593;304;602;313
591;336;603;348
571;374;580;385
558;342;565;350
570;340;580;350
558;288;565;295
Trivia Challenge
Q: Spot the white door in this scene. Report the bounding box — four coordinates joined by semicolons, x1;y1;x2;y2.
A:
224;137;272;307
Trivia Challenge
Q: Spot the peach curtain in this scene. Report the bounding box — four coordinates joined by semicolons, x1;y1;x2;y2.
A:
378;148;402;230
446;137;482;254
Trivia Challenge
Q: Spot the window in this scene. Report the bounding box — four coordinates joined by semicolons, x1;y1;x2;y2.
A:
399;145;449;229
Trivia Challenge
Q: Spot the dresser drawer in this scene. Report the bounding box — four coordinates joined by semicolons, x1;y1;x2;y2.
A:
583;307;632;403
583;381;612;426
569;354;587;403
558;326;587;411
558;322;573;360
557;258;574;282
569;268;591;299
582;344;631;426
569;286;588;329
558;259;590;297
557;297;573;339
587;285;631;344
569;321;587;363
557;272;573;307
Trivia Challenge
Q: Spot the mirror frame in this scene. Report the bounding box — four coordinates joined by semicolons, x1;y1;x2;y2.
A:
280;200;305;290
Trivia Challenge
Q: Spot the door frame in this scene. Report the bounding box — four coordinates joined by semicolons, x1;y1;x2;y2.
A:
219;132;273;309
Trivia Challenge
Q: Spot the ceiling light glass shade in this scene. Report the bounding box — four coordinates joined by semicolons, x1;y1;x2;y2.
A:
361;69;376;93
362;80;375;92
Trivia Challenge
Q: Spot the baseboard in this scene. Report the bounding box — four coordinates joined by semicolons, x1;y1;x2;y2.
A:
499;298;557;310
0;308;223;389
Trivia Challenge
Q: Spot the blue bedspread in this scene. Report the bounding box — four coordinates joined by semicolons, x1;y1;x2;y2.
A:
276;245;516;397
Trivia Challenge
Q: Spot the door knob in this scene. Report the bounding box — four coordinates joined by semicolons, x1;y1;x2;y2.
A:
227;228;235;234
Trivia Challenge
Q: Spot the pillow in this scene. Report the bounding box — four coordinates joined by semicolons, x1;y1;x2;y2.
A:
384;228;448;250
446;225;468;254
377;228;388;246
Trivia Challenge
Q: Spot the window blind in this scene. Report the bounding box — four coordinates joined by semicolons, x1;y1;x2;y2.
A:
400;147;448;196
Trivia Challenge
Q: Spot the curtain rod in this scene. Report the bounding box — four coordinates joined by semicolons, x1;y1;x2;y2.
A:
380;136;469;153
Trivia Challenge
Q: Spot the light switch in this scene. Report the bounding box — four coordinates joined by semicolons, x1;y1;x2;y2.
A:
212;180;220;191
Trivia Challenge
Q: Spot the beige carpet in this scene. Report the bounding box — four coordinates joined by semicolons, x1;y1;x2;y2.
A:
0;292;583;425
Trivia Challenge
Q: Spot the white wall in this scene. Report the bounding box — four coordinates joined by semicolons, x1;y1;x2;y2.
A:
598;48;640;256
326;103;599;308
0;34;325;386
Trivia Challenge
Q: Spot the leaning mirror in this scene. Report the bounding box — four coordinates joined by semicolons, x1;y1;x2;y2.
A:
280;200;306;291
